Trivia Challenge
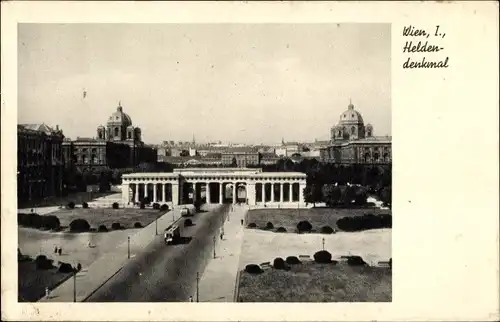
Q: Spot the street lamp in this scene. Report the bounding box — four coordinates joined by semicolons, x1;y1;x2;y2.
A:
213;235;216;259
155;218;158;235
127;236;130;259
322;238;325;251
196;271;200;302
73;270;77;302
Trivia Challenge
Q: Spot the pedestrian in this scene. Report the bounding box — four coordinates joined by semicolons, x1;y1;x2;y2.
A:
58;248;62;256
54;246;58;253
45;287;50;299
220;233;223;240
189;296;193;302
240;219;243;226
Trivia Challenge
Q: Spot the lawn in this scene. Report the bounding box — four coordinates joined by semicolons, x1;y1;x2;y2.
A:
237;261;392;302
246;207;391;232
18;257;73;302
49;208;165;230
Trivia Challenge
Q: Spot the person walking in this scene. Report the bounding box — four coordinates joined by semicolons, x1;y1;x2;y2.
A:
189;296;193;302
58;248;62;256
240;219;243;226
54;246;58;254
45;287;50;299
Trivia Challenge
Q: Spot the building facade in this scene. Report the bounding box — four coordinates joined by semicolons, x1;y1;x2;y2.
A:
221;152;260;167
320;101;392;164
17;124;65;203
62;102;157;172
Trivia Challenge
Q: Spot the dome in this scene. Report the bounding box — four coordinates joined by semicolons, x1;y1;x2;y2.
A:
338;101;364;125
97;125;105;129
127;125;134;129
107;102;132;127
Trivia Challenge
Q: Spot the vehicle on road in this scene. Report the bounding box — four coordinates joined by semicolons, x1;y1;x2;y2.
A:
180;204;196;217
164;224;182;245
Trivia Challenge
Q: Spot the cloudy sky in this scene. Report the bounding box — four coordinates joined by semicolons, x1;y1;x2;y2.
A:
18;23;391;144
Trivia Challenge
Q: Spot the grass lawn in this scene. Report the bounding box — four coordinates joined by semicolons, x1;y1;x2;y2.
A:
238;261;391;302
246;207;391;232
49;208;165;230
18;258;73;302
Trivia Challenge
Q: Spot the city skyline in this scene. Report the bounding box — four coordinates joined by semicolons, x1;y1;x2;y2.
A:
18;23;391;145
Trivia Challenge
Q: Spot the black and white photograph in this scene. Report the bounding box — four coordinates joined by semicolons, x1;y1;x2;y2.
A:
16;23;392;303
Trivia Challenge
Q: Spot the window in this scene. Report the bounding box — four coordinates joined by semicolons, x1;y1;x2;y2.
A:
92;155;98;164
128;132;132;139
114;127;119;137
351;126;356;135
82;155;87;164
98;132;103;139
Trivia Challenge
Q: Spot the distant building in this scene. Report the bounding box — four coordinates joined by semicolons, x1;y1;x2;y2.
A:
320;101;392;164
62;102;157;172
221;147;261;167
17;123;65;202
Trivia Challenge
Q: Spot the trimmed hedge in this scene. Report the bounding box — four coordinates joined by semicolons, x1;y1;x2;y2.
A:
152;203;160;210
58;262;74;273
184;218;193;227
42;215;61;230
69;219;90;232
336;214;392;232
18;213;61;230
112;202;119;209
139;202;146;209
313;250;333;264
285;256;301;265
245;264;263;274
346;255;367;266
320;226;334;234
296;220;312;233
97;224;108;232
265;222;274;230
35;255;54;270
134;222;143;228
273;257;287;270
67;202;76;209
247;223;257;228
111;222;122;230
82;202;89;209
160;204;169;211
276;227;287;233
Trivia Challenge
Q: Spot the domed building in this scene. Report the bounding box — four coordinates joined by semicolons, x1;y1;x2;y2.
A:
63;102;157;173
321;100;392;165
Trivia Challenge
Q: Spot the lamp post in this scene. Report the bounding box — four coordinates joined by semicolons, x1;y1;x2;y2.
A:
196;271;200;302
213;235;216;259
73;270;77;302
155;218;158;236
127;236;130;259
322;238;325;251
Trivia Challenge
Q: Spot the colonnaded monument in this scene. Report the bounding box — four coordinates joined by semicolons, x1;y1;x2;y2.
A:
121;168;307;207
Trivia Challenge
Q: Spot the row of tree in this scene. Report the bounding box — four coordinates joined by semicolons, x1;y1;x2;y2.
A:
304;184;391;208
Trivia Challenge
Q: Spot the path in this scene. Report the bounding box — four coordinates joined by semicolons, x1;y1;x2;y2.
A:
196;204;247;302
39;206;187;302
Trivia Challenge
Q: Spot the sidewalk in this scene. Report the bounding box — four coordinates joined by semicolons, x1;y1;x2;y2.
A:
39;206;187;302
197;205;247;302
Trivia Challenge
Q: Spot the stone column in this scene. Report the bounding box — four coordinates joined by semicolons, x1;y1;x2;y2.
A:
219;182;223;204
279;183;283;203
144;184;148;199
135;183;139;203
162;183;166;203
299;182;306;205
247;183;256;206
153;183;157;203
192;182;197;202
172;183;179;206
271;183;275;203
289;183;293;202
232;183;237;204
121;183;129;205
206;182;211;204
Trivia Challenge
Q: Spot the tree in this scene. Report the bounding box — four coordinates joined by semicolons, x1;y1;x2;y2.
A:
323;185;341;207
304;184;323;207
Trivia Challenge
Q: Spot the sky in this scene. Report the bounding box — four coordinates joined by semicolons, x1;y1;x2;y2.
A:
18;23;391;145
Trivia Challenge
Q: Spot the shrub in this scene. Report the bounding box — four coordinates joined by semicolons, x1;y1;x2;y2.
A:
152;203;160;210
286;256;301;265
111;222;122;230
42;215;61;230
336;214;392;232
184;218;193;227
160;204;169;211
18;213;43;228
346;255;367;266
69;219;90;232
140;202;146;209
67;202;76;209
245;264;263;274
320;226;334;234
296;220;312;233
273;257;287;270
58;262;74;273
313;250;332;264
276;227;287;233
247;223;257;228
134;222;143;228
265;222;274;230
97;224;108;232
82;202;89;209
112;202;119;209
35;255;53;270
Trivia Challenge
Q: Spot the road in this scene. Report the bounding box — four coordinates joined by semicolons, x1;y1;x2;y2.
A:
85;204;229;302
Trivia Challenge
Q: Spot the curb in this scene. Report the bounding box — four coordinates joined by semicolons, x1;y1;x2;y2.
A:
81;266;124;302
